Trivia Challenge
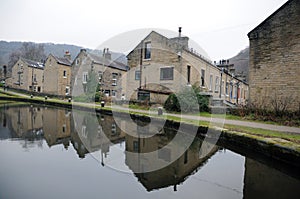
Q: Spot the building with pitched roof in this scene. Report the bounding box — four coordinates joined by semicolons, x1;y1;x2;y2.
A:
248;0;300;111
125;29;248;105
43;52;72;97
6;57;44;93
71;49;128;99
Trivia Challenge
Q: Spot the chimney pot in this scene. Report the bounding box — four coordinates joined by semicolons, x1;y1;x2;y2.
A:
179;27;182;37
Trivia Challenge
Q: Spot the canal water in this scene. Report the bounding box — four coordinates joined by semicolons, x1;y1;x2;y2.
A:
0;104;299;199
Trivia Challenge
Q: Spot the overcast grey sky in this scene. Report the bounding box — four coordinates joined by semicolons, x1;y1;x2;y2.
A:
0;0;287;61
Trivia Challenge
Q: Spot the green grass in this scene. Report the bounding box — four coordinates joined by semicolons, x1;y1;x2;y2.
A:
224;124;300;143
1;89;299;148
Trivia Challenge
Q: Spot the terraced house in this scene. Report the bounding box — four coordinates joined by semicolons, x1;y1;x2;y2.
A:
6;58;44;93
125;29;248;105
71;49;128;99
43;52;72;97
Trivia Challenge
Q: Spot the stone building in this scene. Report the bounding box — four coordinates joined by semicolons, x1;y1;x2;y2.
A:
6;58;44;93
43;107;72;148
125;29;248;105
2;105;43;138
71;49;128;99
125;128;218;191
248;0;300;111
43;52;72;97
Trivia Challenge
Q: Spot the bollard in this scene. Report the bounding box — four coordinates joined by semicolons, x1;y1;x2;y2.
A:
101;101;105;107
45;96;47;100
68;98;71;103
30;94;33;98
158;107;163;115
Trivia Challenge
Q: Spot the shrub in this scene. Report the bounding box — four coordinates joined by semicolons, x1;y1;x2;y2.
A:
164;86;209;113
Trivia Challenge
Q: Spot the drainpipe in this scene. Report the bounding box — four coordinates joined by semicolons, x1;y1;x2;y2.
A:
139;41;143;89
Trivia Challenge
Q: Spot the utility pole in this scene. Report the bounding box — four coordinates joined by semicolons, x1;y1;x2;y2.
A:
139;41;143;89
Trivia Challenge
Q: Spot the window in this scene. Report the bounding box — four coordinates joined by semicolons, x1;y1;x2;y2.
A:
37;86;41;92
187;65;191;84
104;90;110;97
81;125;87;138
112;73;117;86
135;70;141;80
215;76;219;92
201;69;205;87
184;151;188;164
33;74;37;82
76;58;80;65
226;82;229;95
133;141;139;152
160;67;174;80
83;72;88;83
98;71;103;83
62;124;66;133
111;123;117;135
112;90;116;97
158;147;171;162
144;42;151;59
65;86;70;95
63;70;67;78
222;80;224;95
209;74;213;91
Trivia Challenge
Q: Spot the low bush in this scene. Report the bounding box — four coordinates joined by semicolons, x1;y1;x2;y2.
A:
164;86;209;113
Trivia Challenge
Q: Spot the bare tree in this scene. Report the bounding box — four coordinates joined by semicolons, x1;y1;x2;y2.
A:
270;91;294;115
8;50;22;68
8;42;46;68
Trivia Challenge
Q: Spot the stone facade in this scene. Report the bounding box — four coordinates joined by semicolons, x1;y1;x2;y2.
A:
6;58;44;93
125;30;248;105
248;0;300;111
71;49;128;99
125;126;218;191
43;53;72;97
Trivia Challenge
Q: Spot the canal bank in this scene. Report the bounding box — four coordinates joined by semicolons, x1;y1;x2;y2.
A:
0;92;299;167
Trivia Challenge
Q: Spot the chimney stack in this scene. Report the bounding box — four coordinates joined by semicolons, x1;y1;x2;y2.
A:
64;50;71;61
103;48;111;60
179;27;182;38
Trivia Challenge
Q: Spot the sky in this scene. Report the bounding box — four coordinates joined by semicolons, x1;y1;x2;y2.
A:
0;0;288;61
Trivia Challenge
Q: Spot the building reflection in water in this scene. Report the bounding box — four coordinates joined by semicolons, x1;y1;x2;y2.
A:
124;121;219;192
1;104;299;195
243;157;300;199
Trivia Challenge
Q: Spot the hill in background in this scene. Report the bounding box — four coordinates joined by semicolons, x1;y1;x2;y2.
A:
229;47;249;81
0;40;249;81
0;41;127;67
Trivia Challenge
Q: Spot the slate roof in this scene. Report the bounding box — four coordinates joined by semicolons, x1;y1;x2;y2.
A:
21;58;44;69
53;56;72;66
88;53;128;71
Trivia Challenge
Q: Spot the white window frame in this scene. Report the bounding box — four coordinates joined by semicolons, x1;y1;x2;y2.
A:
112;90;116;97
112;73;118;86
215;76;220;93
65;86;70;95
83;72;88;84
209;74;213;91
135;70;141;80
160;66;174;81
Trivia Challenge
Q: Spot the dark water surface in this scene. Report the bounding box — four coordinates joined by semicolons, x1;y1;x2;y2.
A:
0;104;299;199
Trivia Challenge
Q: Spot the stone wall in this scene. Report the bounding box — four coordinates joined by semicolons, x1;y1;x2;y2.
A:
126;31;249;104
248;0;300;111
71;50;126;99
6;59;44;93
43;54;72;96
